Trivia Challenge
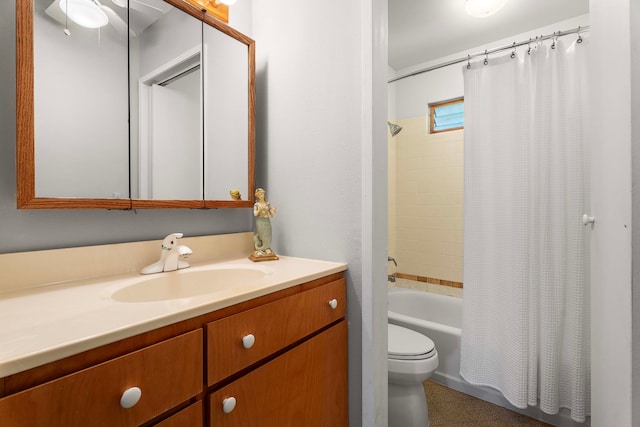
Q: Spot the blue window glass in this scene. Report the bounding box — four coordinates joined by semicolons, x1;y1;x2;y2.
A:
431;100;464;132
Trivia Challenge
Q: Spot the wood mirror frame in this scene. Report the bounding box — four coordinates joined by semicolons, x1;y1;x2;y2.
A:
16;0;255;210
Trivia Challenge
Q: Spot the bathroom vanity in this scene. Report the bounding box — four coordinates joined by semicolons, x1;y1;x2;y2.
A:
0;234;348;426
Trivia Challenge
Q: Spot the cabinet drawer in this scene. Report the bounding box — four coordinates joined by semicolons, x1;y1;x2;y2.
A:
209;321;348;427
0;330;202;427
207;278;345;385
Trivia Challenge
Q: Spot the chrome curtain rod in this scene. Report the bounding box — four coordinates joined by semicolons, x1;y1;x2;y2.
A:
388;25;590;83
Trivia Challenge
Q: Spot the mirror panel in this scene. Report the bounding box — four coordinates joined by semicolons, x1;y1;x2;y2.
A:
33;0;129;199
203;20;249;201
130;3;203;201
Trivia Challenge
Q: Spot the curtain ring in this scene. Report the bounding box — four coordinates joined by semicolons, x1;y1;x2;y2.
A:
484;50;488;65
527;38;532;55
467;54;471;69
551;32;557;49
577;26;583;44
510;42;516;59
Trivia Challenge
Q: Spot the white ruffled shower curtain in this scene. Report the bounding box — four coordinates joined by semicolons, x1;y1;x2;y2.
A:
460;39;590;422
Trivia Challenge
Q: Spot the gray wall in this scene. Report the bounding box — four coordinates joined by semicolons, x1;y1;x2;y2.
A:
252;0;388;425
1;1;252;253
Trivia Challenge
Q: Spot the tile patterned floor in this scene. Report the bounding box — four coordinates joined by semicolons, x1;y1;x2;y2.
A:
424;381;553;427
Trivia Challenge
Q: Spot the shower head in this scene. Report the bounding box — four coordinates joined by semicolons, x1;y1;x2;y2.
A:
388;121;403;137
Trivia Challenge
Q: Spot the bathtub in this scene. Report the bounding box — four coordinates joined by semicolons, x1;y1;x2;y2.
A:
387;287;589;427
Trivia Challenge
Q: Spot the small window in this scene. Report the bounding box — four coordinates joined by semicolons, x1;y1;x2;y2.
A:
429;98;464;134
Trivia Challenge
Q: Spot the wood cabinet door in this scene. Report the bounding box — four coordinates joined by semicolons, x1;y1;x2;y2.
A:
209;321;348;427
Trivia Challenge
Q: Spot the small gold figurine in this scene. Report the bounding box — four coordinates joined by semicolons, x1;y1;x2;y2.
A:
250;188;279;262
230;189;242;200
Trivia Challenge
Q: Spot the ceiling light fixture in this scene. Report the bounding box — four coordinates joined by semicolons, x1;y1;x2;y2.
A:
59;0;109;29
465;0;508;18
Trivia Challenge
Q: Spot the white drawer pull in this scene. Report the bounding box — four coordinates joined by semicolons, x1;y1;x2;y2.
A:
222;396;237;413
242;333;255;349
328;299;338;309
120;387;142;409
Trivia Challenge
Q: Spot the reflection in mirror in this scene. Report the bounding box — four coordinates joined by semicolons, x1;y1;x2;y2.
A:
203;21;249;200
130;3;202;200
33;0;129;199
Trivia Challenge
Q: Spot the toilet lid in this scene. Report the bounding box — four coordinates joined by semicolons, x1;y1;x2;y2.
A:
388;324;436;360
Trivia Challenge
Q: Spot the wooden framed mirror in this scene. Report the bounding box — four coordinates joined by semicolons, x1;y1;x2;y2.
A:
16;0;254;209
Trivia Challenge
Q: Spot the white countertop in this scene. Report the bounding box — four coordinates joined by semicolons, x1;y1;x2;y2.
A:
0;256;347;378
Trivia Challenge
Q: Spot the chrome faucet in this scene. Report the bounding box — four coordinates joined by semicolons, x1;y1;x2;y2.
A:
141;233;192;275
388;256;397;282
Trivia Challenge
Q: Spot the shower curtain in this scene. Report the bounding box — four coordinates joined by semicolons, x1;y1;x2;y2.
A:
460;39;590;423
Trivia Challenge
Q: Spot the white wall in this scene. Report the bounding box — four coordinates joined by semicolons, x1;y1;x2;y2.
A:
631;0;640;422
589;1;633;425
251;0;387;425
228;1;252;36
391;14;589;120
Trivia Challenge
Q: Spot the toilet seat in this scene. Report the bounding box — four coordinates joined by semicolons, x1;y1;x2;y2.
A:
388;324;436;360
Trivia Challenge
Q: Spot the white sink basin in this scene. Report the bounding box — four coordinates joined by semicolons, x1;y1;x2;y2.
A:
112;267;267;302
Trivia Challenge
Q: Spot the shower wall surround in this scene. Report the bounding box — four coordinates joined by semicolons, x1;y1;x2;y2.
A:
391;117;463;284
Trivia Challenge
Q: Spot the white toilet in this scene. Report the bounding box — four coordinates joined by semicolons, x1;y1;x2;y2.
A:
388;323;439;427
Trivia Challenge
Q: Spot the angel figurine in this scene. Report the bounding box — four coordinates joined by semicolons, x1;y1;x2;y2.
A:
250;188;279;261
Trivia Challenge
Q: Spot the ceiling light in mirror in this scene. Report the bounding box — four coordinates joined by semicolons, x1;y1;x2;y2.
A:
465;0;508;18
59;0;109;28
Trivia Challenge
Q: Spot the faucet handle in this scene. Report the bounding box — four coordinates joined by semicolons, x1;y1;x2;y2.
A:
161;233;184;250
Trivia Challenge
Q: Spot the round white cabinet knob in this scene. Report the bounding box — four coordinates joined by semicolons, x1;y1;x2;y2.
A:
328;299;338;309
120;387;142;409
242;334;255;349
222;396;237;414
582;214;595;226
